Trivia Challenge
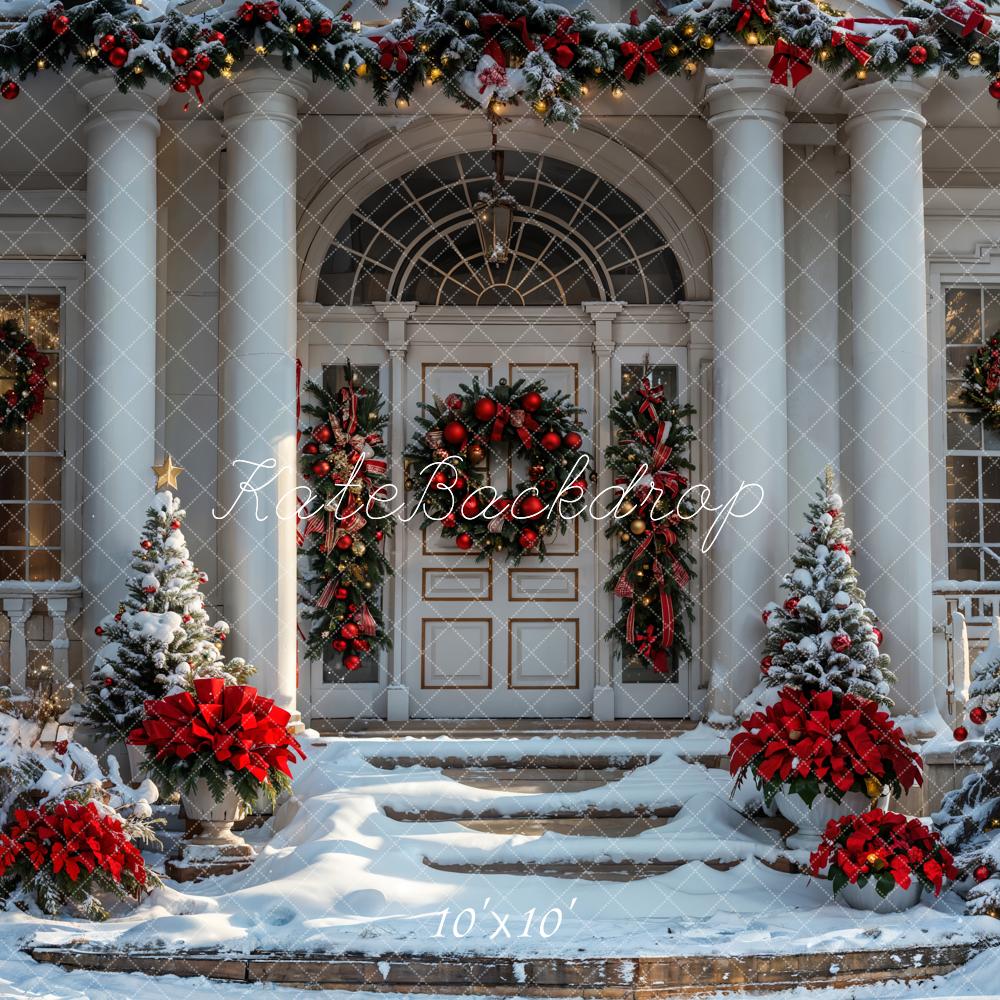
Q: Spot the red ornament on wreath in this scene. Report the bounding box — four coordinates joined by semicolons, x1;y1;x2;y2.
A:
473;397;498;422
908;44;927;64
0;320;48;431
335;534;353;550
518;528;539;549
442;421;468;447
563;431;583;450
761;655;772;673
521;392;542;412
871;626;883;646
313;424;333;443
456;532;473;550
540;431;562;451
344;654;362;671
518;495;545;520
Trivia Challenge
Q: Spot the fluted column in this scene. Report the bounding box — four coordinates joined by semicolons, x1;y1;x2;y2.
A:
218;64;307;719
704;68;789;716
843;76;943;731
79;82;162;656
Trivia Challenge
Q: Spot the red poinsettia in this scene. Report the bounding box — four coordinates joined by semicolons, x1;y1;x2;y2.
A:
810;809;958;898
730;687;922;806
0;799;151;916
128;678;305;803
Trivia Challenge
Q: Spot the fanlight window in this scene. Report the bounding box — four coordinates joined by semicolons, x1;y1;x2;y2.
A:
317;152;684;307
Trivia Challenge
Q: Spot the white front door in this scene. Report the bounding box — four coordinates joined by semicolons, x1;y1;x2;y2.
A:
403;336;596;718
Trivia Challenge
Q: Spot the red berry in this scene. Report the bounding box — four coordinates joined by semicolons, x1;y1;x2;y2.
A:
970;706;989;725
182;614;191;623
172;77;190;93
783;597;799;614
332;638;347;652
54;740;68;755
760;655;772;673
975;864;991;883
335;586;349;601
762;609;772;624
954;725;969;742
94;626;104;636
1;81;19;101
170;520;181;529
171;46;190;65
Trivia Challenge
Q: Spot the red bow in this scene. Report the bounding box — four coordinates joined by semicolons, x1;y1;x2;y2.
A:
831;26;872;67
768;38;813;87
620;37;661;80
490;403;538;447
376;36;415;71
479;14;536;67
944;0;992;36
732;0;771;32
637;378;664;420
632;623;671;672
542;16;579;68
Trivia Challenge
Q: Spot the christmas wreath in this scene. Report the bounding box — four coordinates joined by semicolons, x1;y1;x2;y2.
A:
603;374;697;674
405;377;589;562
299;365;394;671
960;332;1000;433
0;319;48;432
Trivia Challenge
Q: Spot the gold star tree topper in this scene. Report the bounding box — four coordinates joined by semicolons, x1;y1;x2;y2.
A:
152;454;184;491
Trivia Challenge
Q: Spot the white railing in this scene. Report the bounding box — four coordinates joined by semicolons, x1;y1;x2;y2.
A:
934;581;1000;717
0;580;83;694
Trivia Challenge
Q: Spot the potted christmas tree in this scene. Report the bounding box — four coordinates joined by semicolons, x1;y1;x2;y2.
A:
128;678;305;881
82;467;253;778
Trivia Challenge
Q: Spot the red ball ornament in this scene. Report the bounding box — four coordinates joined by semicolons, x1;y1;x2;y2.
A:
455;532;473;550
760;655;772;673
341;622;359;640
182;614;191;623
442;421;468;447
473;397;498;422
172;77;189;93
442;512;457;529
783;597;799;614
170;520;181;530
335;534;353;550
540;431;562;451
303;442;319;455
171;46;190;65
344;653;362;671
454;476;467;492
908;44;927;65
518;528;539;549
830;634;851;653
762;609;772;624
52;14;70;35
108;47;129;68
104;677;114;687
332;638;347;652
296;18;313;34
186;68;205;87
353;638;370;652
94;626;104;636
954;725;969;742
871;626;883;647
975;864;992;883
335;586;349;601
970;706;988;725
990;79;1000;101
313;424;333;444
518;495;545;520
563;431;583;450
521;392;542;413
460;496;480;518
445;393;463;410
318;17;333;34
99;33;116;52
375;530;384;541
311;459;331;477
430;471;449;488
1;81;19;100
140;539;152;550
195;53;211;70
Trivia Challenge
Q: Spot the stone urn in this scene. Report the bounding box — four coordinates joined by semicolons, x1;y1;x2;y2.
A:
774;788;889;850
838;877;924;913
166;778;255;882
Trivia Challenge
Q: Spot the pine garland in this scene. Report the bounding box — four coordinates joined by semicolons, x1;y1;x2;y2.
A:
960;331;1000;433
0;0;999;127
0;319;48;432
603;373;697;673
298;364;394;670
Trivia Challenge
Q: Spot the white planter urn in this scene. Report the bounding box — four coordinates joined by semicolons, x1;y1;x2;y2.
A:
126;743;147;783
166;778;255;883
774;788;890;850
839;877;924;913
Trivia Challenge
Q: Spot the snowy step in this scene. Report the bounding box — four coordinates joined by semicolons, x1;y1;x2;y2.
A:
366;752;657;771
423;858;741;880
31;939;994;995
440;765;632;793
315;718;695;738
449;814;676;837
384;804;680;825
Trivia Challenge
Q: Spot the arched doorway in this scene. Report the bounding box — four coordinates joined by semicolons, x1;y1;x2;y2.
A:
301;148;706;721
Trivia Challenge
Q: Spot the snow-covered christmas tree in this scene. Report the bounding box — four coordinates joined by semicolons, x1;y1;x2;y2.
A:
82;472;253;746
760;468;895;706
967;637;1000;727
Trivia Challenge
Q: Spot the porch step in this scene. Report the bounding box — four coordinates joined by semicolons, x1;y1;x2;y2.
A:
423;858;741;880
31;940;994;995
451;814;675;837
367;753;657;771
315;718;696;738
440;766;632;793
384;804;680;826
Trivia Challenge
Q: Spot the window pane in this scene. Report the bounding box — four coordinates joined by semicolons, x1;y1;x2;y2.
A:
947;380;966;408
0;296;22;326
948;412;981;450
985;289;1000;338
947;456;979;499
0;548;23;579
984;504;1000;543
0;504;24;547
27;456;60;502
948;503;980;543
26;295;59;351
26;399;58;453
0;457;24;500
985;457;1000;500
27;503;59;547
27;549;59;582
949;546;981;580
0;425;24;452
948;345;977;377
946;288;982;344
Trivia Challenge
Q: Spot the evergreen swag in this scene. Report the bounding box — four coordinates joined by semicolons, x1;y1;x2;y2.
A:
404;376;589;563
82;491;253;746
760;469;894;706
298;364;393;670
959;332;1000;434
3;0;1000;127
0;318;48;432
603;374;696;673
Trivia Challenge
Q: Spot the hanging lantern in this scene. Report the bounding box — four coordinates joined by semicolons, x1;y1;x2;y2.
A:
474;122;517;265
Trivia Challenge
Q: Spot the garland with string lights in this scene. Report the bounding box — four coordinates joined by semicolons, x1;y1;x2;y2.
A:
0;319;47;432
959;331;1000;434
2;0;1000;125
603;373;697;673
298;364;394;672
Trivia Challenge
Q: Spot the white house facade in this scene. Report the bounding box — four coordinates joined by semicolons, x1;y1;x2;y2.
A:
0;0;995;733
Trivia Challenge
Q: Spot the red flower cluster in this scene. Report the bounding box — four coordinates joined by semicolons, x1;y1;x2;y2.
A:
128;678;304;783
810;809;958;897
730;687;922;802
0;799;147;887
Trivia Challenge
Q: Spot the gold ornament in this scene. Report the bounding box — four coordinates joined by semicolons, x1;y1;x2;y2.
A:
640;595;652;607
611;85;624;98
969;51;983;66
667;43;681;57
745;31;759;45
698;34;714;50
864;775;883;800
352;541;366;556
818;46;832;62
635;570;645;581
620;500;636;516
533;99;549;115
682;22;696;37
152;454;184;491
356;62;368;77
630;519;647;536
618;531;631;543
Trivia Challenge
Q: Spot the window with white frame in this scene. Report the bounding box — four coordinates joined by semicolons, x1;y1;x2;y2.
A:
944;287;1000;581
0;293;62;581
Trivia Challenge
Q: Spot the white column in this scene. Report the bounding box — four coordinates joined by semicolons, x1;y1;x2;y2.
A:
79;83;161;652
3;596;32;693
844;77;943;731
704;69;789;717
583;301;624;721
785;141;843;507
374;302;416;723
218;65;307;719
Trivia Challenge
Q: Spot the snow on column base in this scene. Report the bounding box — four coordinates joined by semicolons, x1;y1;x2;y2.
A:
386;684;409;723
592;685;614;722
286;709;304;735
166;841;255;883
896;708;951;742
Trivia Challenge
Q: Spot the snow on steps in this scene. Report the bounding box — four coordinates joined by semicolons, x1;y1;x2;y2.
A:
29;940;994;996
